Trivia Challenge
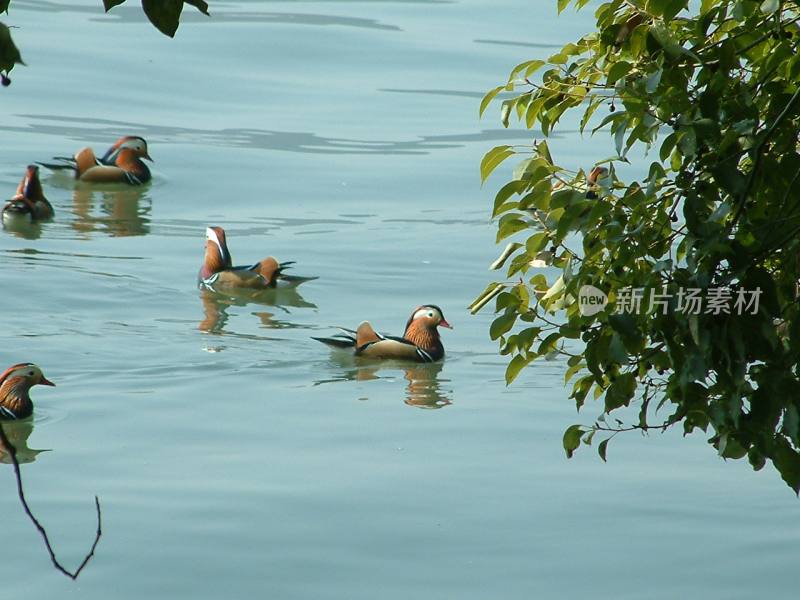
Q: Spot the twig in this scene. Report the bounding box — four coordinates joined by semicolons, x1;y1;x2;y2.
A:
0;421;102;580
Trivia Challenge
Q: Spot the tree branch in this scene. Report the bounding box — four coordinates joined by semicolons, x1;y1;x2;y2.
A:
0;422;102;580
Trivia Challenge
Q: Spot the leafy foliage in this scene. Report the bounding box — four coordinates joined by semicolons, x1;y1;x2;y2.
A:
0;21;22;84
475;0;800;493
106;0;210;38
0;0;210;85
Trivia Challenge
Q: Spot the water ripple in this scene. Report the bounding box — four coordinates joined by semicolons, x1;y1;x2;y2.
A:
7;114;551;156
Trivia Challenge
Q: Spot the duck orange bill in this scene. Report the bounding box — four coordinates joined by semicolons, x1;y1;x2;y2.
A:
440;318;453;329
40;377;55;387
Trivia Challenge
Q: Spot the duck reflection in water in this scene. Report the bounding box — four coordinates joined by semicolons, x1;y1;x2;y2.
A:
71;185;151;237
316;357;453;409
0;420;50;464
199;287;317;334
2;220;44;240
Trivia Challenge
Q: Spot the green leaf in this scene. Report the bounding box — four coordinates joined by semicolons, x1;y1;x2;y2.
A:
142;0;184;37
505;354;531;384
0;22;23;72
490;312;517;340
480;85;505;118
500;100;512;127
508;60;545;83
760;0;779;14
607;61;631;85
480;145;515;184
495;214;529;242
563;424;584;458
604;373;636;411
469;283;506;314
185;0;210;15
773;437;800;495
598;438;609;462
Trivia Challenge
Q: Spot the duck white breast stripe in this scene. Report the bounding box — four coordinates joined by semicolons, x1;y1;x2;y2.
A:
201;273;220;288
0;405;18;419
416;348;434;362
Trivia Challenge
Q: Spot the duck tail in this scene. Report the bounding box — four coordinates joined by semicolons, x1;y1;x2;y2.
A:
36;158;76;171
312;327;357;349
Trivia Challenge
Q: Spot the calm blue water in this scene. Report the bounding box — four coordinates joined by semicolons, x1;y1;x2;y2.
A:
0;1;797;598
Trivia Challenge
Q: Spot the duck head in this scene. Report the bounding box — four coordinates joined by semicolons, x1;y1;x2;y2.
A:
201;226;232;279
14;165;46;201
405;305;452;332
587;166;609;186
404;304;452;337
0;363;55;389
104;136;153;163
0;363;55;420
403;305;452;359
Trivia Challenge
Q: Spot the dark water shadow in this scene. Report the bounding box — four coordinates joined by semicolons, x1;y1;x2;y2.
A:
315;353;453;409
474;38;564;49
380;88;487;100
7;114;551;157
0;420;50;465
199;288;317;335
68;185;151;238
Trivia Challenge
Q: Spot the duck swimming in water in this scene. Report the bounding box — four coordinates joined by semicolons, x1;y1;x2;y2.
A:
313;305;452;363
0;363;55;420
2;165;54;225
199;226;316;291
39;135;153;185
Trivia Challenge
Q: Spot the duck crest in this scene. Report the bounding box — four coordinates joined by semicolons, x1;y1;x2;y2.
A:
201;226;232;280
15;166;45;201
0;363;34;384
257;257;281;286
102;136;148;163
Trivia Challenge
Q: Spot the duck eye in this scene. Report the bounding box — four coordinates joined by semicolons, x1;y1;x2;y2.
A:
28;371;34;376
427;312;434;318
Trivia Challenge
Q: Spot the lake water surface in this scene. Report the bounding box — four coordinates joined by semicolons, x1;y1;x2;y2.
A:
1;1;798;598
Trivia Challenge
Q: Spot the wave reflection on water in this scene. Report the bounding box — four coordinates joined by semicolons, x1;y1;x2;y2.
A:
5;114;548;156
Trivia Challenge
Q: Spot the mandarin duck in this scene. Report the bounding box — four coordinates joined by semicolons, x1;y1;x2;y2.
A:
2;165;54;225
199;226;317;291
585;166;609;199
39;135;152;185
0;363;55;420
313;305;452;362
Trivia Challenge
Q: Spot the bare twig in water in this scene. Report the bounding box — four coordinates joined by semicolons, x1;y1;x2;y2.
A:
0;421;102;580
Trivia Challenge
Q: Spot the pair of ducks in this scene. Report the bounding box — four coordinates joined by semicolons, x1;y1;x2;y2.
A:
1;136;152;225
199;225;452;362
2;228;452;421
